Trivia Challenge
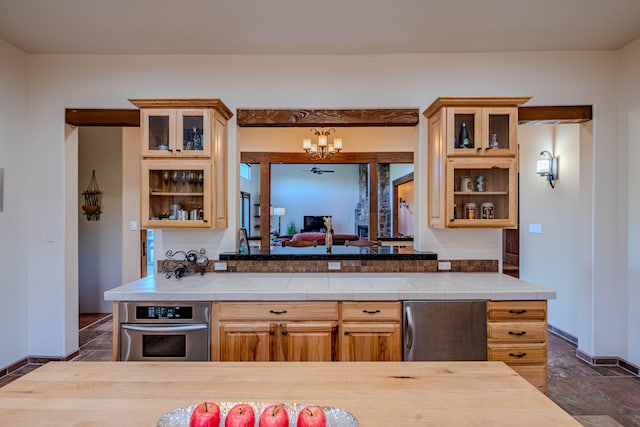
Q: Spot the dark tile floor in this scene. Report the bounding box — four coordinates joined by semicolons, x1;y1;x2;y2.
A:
2;317;640;426
547;334;640;426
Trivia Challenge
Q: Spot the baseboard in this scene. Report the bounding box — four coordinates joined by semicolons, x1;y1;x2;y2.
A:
549;324;640;377
0;350;80;381
548;324;578;345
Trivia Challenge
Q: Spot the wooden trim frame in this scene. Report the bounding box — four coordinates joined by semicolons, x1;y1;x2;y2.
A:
424;97;532;118
129;99;233;121
237;108;419;127
65;109;140;127
241;152;414;247
392;172;414;237
518;105;592;124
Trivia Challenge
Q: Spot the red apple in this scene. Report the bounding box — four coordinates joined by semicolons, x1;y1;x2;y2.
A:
297;405;326;427
190;402;221;427
225;403;255;427
259;404;289;427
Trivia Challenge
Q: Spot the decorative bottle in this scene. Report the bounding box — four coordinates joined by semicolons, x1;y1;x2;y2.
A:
458;123;471;148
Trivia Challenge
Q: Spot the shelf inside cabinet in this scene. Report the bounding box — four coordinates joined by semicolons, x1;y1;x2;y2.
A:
454;191;508;196
150;191;205;196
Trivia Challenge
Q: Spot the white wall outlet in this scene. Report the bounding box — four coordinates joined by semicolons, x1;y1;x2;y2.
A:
529;223;543;234
214;262;227;271
47;231;55;243
328;261;341;271
438;261;452;270
129;220;138;231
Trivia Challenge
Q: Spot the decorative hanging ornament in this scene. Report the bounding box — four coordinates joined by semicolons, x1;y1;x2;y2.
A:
81;169;102;221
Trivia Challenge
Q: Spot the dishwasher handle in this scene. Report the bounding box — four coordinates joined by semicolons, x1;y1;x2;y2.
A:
121;324;208;333
404;305;414;351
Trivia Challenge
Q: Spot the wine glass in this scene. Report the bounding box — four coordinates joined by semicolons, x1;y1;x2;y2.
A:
181;171;189;191
172;171;179;190
162;171;170;187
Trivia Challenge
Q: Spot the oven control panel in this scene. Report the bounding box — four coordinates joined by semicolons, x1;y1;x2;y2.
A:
136;306;193;320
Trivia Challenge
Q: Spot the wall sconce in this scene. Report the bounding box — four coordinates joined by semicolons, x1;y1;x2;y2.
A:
536;150;557;189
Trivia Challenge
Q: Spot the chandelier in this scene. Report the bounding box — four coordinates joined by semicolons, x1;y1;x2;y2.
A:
302;128;343;160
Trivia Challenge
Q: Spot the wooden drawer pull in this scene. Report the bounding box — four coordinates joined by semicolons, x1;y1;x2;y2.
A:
508;309;527;314
269;310;288;315
508;352;527;358
508;331;527;336
362;309;381;314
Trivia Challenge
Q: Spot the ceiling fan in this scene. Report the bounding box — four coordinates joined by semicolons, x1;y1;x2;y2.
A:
310;166;335;175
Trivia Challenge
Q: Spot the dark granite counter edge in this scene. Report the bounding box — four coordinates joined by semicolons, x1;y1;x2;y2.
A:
219;251;437;261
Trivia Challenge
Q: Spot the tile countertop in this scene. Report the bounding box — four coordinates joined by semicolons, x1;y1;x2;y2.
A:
104;272;556;302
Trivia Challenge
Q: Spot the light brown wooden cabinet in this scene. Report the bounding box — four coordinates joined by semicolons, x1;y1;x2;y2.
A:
130;99;232;229
487;300;548;393
212;302;339;362
212;301;402;362
424;97;529;229
339;301;402;361
140;159;212;229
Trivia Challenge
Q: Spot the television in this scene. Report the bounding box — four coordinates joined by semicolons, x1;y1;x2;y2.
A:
302;215;331;233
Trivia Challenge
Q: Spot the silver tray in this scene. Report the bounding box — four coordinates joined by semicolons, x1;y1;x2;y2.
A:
157;401;359;427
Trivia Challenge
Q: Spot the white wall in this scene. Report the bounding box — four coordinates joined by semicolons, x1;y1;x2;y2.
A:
0;46;630;365
78;127;123;313
0;39;29;367
519;124;584;340
238;127;416;152
271;164;360;235
620;38;640;364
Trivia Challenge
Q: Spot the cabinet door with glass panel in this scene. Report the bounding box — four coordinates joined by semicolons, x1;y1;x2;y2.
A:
141;160;211;228
140;108;211;157
445;157;517;228
445;106;519;157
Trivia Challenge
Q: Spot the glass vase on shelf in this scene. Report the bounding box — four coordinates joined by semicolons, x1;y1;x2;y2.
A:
490;133;499;150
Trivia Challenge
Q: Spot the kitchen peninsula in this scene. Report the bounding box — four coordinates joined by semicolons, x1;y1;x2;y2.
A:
105;272;555;392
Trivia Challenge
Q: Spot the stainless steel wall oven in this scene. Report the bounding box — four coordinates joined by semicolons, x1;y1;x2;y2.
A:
119;302;210;361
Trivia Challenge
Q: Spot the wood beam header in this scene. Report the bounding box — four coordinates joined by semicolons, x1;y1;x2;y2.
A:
518;105;592;124
65;109;140;127
237;108;419;127
240;152;413;164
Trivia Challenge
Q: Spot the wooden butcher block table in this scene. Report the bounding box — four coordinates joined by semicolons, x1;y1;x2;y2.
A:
0;361;578;426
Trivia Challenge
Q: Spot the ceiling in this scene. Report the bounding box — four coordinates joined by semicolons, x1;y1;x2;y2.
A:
1;0;639;55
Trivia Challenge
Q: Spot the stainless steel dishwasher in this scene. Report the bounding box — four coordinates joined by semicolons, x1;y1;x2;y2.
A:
403;300;487;361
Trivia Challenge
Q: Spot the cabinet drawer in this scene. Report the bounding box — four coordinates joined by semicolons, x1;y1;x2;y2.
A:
341;302;401;321
487;321;547;342
487;343;547;364
487;301;546;321
508;364;547;393
216;302;339;321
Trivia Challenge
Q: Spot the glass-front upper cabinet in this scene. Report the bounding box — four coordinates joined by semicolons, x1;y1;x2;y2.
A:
445;107;518;156
424;97;530;229
445;157;517;228
141;160;211;229
140;108;211;157
423;97;530;157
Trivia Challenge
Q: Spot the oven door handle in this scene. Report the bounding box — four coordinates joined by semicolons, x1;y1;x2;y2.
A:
121;324;208;332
